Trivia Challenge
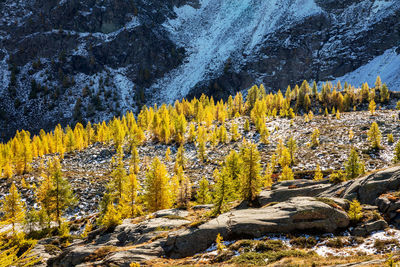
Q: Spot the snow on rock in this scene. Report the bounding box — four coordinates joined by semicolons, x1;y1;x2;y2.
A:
314;229;400;257
154;0;322;103
0;49;10;94
330;48;400;91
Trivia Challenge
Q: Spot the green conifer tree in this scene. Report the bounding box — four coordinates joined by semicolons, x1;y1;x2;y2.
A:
0;183;25;237
239;142;262;203
345;149;365;180
144;157;172;212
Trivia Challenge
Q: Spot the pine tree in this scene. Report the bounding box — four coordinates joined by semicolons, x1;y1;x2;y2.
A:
239;142;262;203
47;157;76;226
348;199;363;223
393;141;400;163
196;177;211;204
216;233;225;254
213;167;234;215
369;100;376;115
380;83;390;103
174;113;187;144
176;167;191;208
367;121;381;149
19;130;33;174
279;166;294;181
279;148;291;168
24;208;40;235
196;126;207;162
0;183;25;237
314;165;323;181
37;161;53;228
218;125;228;143
101;202;122;228
231;123;241;141
3;161;13;179
287;137;297;165
349;130;354;141
244;119;250;132
64;126;76;152
130;145;140;174
388;133;394;144
165;147;171;161
336;110;340;119
120;167;142;218
263;163;273;188
259;125;269;144
224;150;242;192
345;149;365;180
175;145;187;172
109;147;128;201
144;157;172;212
310;128;320;147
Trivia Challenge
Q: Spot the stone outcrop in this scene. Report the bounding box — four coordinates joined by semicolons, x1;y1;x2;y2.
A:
319;166;400;204
259;179;332;205
1;0;400;141
164;197;349;258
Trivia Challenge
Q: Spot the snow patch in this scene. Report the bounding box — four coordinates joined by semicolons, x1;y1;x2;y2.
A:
314;229;400;257
152;0;322;103
330;48;400;91
0;50;10;94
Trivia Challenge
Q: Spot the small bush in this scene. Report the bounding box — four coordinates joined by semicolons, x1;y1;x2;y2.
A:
290;236;317;249
231;250;312;265
329;171;346;184
325;237;346;248
348;199;363;223
85;246;116;262
44;244;62;255
255;240;286;252
374;239;399;253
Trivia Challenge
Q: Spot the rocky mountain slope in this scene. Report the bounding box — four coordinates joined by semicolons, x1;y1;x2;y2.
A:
1;0;400;141
37;167;400;266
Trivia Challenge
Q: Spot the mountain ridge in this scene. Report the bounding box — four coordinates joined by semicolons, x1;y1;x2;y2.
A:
1;0;399;140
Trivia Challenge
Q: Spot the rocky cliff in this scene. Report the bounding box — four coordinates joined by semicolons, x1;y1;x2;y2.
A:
1;0;400;140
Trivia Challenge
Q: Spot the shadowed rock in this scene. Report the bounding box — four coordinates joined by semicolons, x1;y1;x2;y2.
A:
164;196;349;258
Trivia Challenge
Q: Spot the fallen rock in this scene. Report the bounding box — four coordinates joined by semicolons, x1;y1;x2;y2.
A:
259;179;332;206
115;217;190;246
153;209;189;218
352;219;388;237
376;194;400;226
98;240;165;267
164;196;349;258
192;204;214;210
50;217;190;266
319;166;400;205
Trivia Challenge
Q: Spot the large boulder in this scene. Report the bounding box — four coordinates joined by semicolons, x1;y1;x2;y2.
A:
259;179;332;205
376;194;400;226
164;196;349;258
50;216;190;266
319;166;400;205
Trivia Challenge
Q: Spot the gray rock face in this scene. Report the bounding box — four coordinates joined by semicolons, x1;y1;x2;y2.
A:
164;197;349;258
352;219;388;237
376;194;400;226
319;166;400;205
50;216;190;266
1;0;400;141
153;208;189;218
259;179;332;206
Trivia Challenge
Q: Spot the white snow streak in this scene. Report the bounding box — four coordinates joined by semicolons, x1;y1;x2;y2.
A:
331;48;400;91
152;0;322;103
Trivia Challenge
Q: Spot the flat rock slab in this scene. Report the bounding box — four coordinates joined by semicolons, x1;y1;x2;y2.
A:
165;196;349;258
319;166;400;204
153;208;189;218
259;179;332;205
